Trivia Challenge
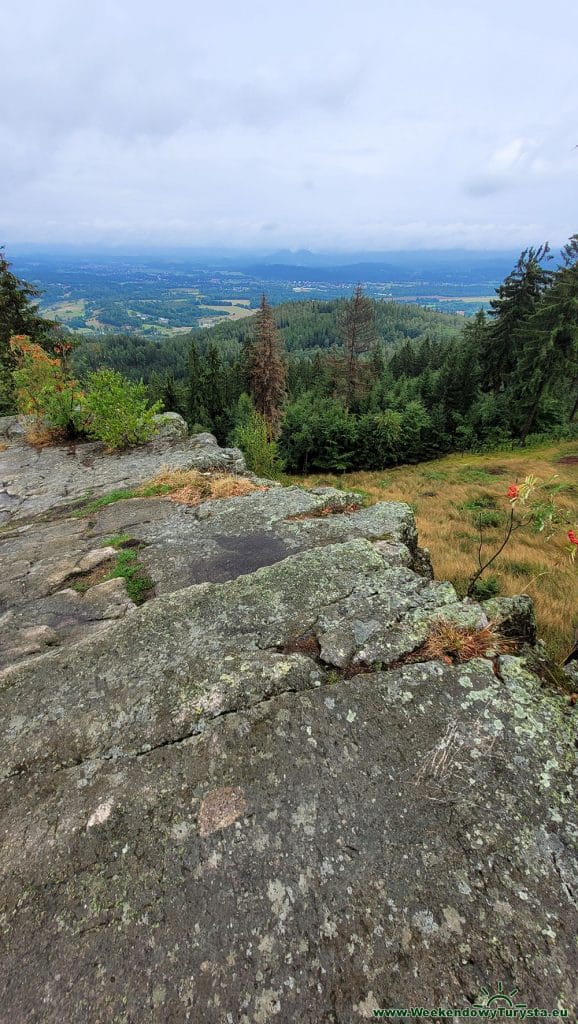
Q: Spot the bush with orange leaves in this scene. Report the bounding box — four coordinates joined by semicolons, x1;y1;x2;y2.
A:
9;335;85;439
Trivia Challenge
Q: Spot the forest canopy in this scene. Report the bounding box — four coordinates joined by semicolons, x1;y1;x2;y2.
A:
2;240;577;473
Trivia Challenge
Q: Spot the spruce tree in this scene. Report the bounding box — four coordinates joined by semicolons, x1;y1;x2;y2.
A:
247;294;287;435
186;339;208;427
203;343;227;439
482;245;552;393
513;236;578;441
338;283;377;409
159;373;187;417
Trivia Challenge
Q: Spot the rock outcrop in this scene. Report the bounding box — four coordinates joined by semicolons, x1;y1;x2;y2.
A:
0;432;576;1022
152;411;190;440
0;425;244;524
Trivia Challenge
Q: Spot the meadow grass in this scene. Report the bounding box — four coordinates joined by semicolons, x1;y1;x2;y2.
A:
293;440;578;662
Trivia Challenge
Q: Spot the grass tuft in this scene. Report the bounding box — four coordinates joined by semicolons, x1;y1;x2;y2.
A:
25;423;68;448
461;493;497;510
420;469;449;482
107;548;154;604
73;485;170;516
101;533;133;549
469;574;501;600
455;467;497;484
420;619;516;663
148;469;266;506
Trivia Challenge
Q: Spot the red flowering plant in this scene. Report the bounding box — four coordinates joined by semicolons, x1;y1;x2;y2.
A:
466;474;569;597
9;335;85;440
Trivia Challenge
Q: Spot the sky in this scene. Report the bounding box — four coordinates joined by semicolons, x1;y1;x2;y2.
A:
2;0;578;252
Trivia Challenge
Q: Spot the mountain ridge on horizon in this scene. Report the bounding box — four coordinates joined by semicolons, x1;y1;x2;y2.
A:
5;242;522;267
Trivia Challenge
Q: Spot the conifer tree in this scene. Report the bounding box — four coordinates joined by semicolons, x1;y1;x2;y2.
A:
389;339;418;379
203;343;227;438
481;245;552;392
247;294;287;435
513;236;578;441
339;283;377;409
186;339;208;426
310;350;331;395
159;372;187;417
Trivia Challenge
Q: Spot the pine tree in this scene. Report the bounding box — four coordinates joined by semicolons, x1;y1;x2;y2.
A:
247;294;287;435
438;339;480;420
463;308;487;351
310;350;331;396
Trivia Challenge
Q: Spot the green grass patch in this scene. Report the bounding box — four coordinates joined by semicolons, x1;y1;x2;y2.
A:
461;494;498;510
71;579;91;594
73;484;172;516
469;574;501;600
470;509;504;529
139;483;173;497
455;467;497;484
420;469;448;482
106;548;154;604
504;559;539;578
101;532;133;549
349;487;373;506
543;481;578;496
460;495;504;528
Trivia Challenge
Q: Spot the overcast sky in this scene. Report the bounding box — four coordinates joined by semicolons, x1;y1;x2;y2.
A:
2;0;577;251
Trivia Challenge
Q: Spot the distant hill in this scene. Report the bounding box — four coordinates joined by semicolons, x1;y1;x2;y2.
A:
9;248;506;335
190;297;463;357
240;248;519;282
72;297;463;381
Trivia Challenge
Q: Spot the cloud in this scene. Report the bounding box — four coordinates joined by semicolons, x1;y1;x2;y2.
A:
463;137;539;197
464;177;509;198
1;0;578;248
462;131;578;213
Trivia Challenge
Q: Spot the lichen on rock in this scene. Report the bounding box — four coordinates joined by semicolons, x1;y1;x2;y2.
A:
0;430;575;1022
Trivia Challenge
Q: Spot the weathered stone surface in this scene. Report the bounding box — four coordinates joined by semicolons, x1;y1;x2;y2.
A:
0;636;575;1020
153;411;189;439
0;414;28;437
80;576;134;619
77;546;118;572
0;431;245;524
0;435;575;1022
0;473;423;668
0;538;463;773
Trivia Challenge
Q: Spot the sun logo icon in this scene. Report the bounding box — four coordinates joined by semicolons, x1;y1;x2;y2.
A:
474;982;527;1010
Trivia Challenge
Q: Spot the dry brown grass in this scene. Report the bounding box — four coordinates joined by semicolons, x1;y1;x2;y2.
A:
145;468;266;506
25;423;67;447
418;620;516;664
294;440;578;662
208;476;265;501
